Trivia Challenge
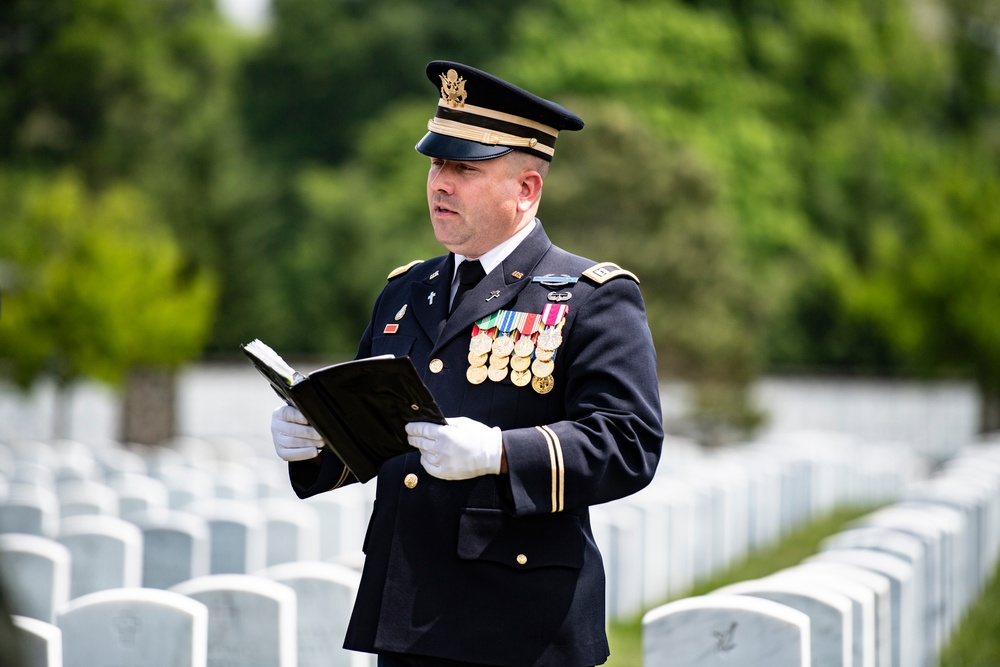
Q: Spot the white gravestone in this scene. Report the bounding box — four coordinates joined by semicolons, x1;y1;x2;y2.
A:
56;480;118;519
109;473;170;519
13;615;63;667
770;568;877;667
262;561;367;667
712;579;852;667
0;533;70;623
643;594;811;667
0;484;60;537
57;588;208;667
57;515;143;599
259;497;320;566
131;509;211;589
807;549;915;667
306;486;371;561
792;561;893;667
184;498;266;575
172;573;296;667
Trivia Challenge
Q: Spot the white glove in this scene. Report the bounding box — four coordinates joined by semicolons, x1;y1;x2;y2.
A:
405;417;503;480
271;404;323;461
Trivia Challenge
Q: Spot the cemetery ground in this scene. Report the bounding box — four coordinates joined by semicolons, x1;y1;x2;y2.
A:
605;503;1000;667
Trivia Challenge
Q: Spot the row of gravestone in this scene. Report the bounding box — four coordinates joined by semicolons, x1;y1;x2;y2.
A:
593;431;926;622
642;438;1000;667
0;430;926;664
11;566;375;667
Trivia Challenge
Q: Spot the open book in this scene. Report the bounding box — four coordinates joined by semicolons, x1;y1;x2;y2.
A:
241;339;446;483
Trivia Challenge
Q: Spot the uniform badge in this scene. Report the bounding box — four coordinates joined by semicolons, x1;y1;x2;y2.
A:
440;69;468;108
383;324;399;335
547;291;572;302
395;304;408;320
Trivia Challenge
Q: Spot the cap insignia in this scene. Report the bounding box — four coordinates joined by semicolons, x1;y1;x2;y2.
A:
440;69;468;108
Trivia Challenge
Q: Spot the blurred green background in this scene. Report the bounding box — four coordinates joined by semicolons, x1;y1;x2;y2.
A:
1;0;998;444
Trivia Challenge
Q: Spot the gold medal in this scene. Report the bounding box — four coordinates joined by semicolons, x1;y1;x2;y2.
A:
468;351;488;366
470;333;493;355
510;355;531;372
532;375;554;394
513;336;535;358
489;354;510;369
488;365;508;383
534;347;554;362
467;365;488;385
536;329;562;350
511;369;532;387
531;358;554;378
492;335;515;358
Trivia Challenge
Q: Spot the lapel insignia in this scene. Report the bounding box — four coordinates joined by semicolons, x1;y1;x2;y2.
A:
395;304;408;320
511;271;524;280
383;324;399;335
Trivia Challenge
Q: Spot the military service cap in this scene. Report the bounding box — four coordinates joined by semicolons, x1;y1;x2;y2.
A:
415;60;584;163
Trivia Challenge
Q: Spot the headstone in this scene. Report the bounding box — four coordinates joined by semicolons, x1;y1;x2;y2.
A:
130;509;211;589
13;615;62;667
307;486;371;560
57;588;208;667
821;528;928;667
712;578;852;667
213;461;258;502
57;480;118;519
259;497;320;566
109;472;170;519
262;561;362;667
591;503;645;621
0;533;70;623
183;498;266;574
57;515;143;599
771;568;877;667
0;484;60;537
807;549;916;667
154;464;215;510
171;573;296;667
643;594;810;667
792;561;893;667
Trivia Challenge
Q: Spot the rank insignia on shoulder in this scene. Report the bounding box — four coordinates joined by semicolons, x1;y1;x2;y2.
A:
582;262;639;285
387;260;423;280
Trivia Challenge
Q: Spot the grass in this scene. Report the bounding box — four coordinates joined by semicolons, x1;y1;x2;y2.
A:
937;555;1000;667
604;504;882;667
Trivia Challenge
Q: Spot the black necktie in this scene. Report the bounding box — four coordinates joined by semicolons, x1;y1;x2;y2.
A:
451;260;485;313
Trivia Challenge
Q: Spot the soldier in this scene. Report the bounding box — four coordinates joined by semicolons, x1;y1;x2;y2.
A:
271;60;664;667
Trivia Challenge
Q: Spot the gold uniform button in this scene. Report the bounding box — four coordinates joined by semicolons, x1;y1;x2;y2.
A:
516;554;527;565
429;359;444;374
404;473;419;489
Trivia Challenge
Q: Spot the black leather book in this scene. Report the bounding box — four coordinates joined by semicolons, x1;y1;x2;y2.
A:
241;339;446;483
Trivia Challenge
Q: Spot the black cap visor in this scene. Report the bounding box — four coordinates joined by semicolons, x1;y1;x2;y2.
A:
415;132;514;162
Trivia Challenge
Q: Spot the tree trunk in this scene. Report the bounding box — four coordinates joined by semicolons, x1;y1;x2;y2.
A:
52;382;73;440
981;386;1000;436
121;366;177;445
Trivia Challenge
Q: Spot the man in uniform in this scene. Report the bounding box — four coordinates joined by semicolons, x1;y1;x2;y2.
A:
270;60;664;667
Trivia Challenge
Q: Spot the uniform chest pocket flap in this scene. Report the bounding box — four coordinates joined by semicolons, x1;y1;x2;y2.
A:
457;507;584;570
371;334;415;358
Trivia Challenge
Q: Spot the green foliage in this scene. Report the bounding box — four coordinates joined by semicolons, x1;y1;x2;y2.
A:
939;551;1000;666
0;170;216;388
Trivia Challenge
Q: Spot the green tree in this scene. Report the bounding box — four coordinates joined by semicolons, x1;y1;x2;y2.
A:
0;171;216;440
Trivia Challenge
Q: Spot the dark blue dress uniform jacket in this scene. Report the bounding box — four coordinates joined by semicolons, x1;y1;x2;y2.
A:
288;223;663;666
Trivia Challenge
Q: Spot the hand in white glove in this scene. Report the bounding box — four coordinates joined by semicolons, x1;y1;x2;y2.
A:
405;416;503;480
271;404;323;461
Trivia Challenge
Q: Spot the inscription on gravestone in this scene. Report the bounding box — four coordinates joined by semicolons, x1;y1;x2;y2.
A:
714;621;737;653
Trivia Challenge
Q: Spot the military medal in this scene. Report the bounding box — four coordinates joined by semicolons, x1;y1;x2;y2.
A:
488;365;508;383
510;355;531;372
467;365;488;384
531;358;554;378
491;310;517;357
470;333;493;355
511;369;532;386
468;351;488;366
532;375;554;394
489;353;509;369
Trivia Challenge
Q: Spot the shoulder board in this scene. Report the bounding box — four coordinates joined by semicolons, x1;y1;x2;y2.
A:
582;262;640;285
386;260;423;280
